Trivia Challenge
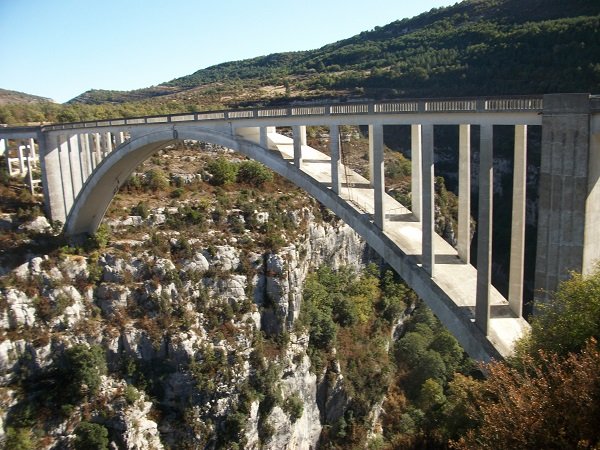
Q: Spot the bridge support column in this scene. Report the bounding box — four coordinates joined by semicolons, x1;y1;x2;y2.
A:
411;124;422;221
58;134;75;212
259;127;268;149
29;138;36;161
79;133;92;182
508;125;527;317
368;125;375;187
0;138;6;157
68;134;83;198
476;124;493;334
293;125;303;168
40;133;67;224
18;144;26;175
100;132;112;157
421;124;435;276
457;124;471;263
535;93;598;304
372;124;385;230
329;124;341;194
91;133;101;169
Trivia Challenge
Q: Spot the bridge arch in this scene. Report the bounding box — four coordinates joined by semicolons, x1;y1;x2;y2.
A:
65;124;501;361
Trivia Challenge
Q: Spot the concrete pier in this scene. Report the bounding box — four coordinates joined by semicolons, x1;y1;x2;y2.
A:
330;124;341;194
476;124;493;334
457;124;471;263
371;124;385;230
508;125;527;316
421;124;434;276
411;124;423;221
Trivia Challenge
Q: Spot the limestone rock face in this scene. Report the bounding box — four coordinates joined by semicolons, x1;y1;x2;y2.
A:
4;289;36;329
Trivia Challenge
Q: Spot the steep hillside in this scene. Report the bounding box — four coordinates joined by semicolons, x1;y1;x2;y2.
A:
0;88;53;105
69;0;600;107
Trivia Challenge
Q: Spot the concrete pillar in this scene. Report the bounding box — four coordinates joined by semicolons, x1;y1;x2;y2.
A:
79;133;92;182
0;138;6;157
368;125;375;187
411;124;422;221
508;125;527;317
68;134;83;199
535;94;594;304
259;127;268;149
476;124;493;334
421;124;435;276
26;156;35;195
58;134;74;213
585;114;600;275
372;124;385;230
299;125;307;146
457;124;471;263
329;124;341;194
18;144;26;175
41;133;67;224
92;133;101;169
293;125;303;168
100;131;112;157
115;131;125;146
29;137;36;157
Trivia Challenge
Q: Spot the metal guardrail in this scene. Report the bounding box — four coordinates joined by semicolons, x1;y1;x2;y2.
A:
2;96;546;133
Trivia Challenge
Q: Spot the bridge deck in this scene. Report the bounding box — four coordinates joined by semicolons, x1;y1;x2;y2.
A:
268;132;528;357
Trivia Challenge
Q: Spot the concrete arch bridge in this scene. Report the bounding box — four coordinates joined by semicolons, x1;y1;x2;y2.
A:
1;93;599;362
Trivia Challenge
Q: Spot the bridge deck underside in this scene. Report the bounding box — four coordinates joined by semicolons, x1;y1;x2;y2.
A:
267;132;528;357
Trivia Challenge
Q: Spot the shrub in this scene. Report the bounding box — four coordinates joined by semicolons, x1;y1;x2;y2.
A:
74;422;109;450
59;344;107;402
4;427;34;450
237;161;273;186
207;157;238;186
145;168;169;191
283;393;304;422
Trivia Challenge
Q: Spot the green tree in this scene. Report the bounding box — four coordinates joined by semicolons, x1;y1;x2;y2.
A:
518;268;600;358
237;161;273;186
74;422;109;450
59;344;107;402
145;168;169;191
207;157;238;186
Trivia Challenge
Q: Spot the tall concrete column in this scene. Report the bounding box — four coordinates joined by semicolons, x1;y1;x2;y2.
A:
329;124;341;194
79;133;92;182
585;114;600;275
0;138;6;157
68;134;83;198
421;124;435;276
292;125;303;168
58;134;74;213
29;138;36;166
457;124;471;263
508;125;527;317
18;144;26;175
41;133;67;224
476;124;493;334
411;124;422;221
372;124;385;230
535;94;594;304
115;131;125;146
100;132;112;157
26;156;35;195
299;125;307;146
92;133;101;169
368;125;375;187
259;127;268;149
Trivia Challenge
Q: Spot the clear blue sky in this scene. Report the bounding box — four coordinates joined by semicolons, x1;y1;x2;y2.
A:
0;0;457;103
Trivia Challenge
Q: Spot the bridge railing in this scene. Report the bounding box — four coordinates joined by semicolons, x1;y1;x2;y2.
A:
30;95;544;132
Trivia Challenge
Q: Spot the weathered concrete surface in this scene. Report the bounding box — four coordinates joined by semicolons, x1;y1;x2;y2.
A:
535;94;596;304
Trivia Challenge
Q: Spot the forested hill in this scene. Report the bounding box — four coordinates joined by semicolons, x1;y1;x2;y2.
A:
161;0;600;98
0;88;53;105
1;0;599;124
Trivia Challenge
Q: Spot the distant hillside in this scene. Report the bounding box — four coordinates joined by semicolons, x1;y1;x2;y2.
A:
70;0;600;107
0;88;53;105
3;0;599;125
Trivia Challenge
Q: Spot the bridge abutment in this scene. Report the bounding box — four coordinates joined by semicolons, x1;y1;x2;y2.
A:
534;93;599;304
